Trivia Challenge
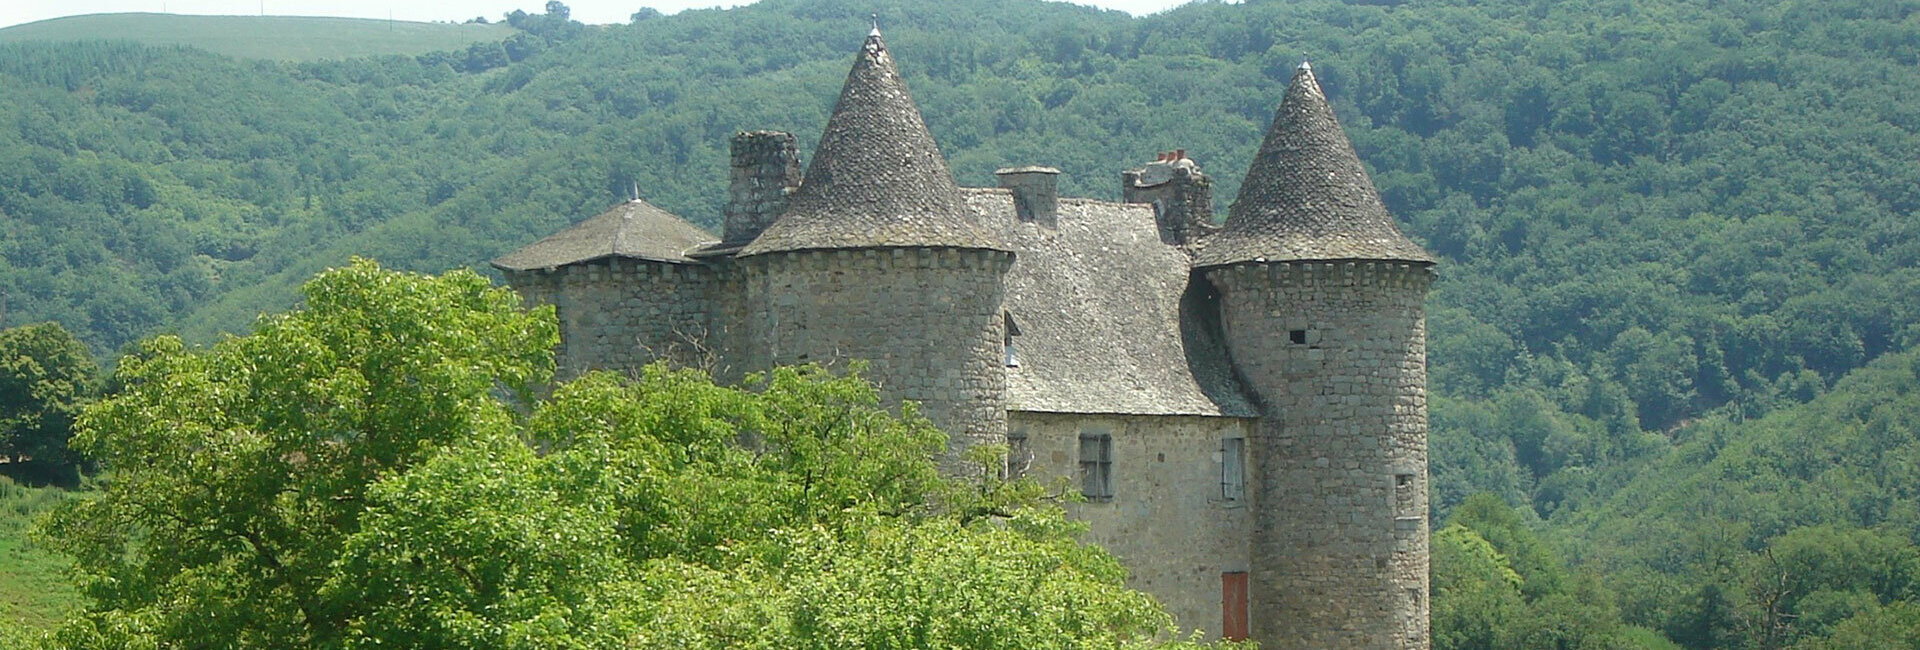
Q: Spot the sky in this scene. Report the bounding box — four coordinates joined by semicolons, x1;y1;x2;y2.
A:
0;0;1199;29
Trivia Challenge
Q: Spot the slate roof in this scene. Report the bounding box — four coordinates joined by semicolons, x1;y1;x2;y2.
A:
963;188;1255;417
740;30;1007;256
1194;63;1435;268
491;199;716;271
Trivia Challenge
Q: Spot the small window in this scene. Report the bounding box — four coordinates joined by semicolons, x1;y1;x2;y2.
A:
1221;437;1246;502
1079;431;1113;499
1288;329;1307;344
1006;429;1031;479
1004;311;1022;368
1396;473;1414;488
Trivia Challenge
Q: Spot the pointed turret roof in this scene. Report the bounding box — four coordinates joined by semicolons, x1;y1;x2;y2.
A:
740;28;1006;256
1194;62;1434;268
491;199;715;271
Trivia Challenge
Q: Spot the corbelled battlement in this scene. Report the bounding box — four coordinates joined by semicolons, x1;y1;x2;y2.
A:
1209;260;1437;291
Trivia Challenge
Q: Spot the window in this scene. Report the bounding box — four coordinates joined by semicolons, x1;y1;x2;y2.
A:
1221;437;1245;502
1288;329;1307;344
1003;311;1022;367
1079;431;1113;499
1006;429;1031;479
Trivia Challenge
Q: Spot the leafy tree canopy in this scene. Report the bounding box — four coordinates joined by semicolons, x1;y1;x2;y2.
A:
0;322;98;469
30;259;1224;650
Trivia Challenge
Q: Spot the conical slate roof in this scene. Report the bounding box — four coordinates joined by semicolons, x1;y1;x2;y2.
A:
1194;63;1434;268
491;199;716;271
740;29;1007;256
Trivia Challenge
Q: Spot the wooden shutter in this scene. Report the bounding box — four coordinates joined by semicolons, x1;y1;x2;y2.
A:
1222;571;1249;641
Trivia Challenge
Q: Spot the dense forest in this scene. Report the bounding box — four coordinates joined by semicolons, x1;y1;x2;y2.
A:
2;0;1919;647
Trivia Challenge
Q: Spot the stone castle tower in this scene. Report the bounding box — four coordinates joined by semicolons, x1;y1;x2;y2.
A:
495;32;1436;650
1199;62;1437;649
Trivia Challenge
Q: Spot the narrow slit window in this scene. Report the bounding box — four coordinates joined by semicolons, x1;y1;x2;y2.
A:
1006;429;1031;479
1079;431;1113;499
1003;311;1022;367
1221;437;1245;502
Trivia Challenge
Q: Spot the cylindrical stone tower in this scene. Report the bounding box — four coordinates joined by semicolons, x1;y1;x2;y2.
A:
1196;62;1437;650
737;28;1012;467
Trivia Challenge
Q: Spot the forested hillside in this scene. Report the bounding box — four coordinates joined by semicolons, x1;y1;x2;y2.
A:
0;13;516;62
2;0;1919;647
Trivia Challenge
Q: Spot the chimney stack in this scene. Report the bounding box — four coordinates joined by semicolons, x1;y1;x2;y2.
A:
995;166;1061;228
1123;150;1215;246
722;130;802;246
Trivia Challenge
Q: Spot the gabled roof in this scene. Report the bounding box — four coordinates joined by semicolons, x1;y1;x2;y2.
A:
740;30;1007;256
491;199;716;271
1194;62;1434;268
964;188;1255;418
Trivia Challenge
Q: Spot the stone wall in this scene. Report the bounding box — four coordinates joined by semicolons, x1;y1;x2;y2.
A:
722;131;802;246
1010;410;1255;641
1122;159;1216;246
506;259;715;380
703;257;753;385
741;247;1011;467
1208;261;1433;650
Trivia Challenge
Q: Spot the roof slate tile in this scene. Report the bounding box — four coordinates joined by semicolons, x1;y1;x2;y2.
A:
1194;63;1435;267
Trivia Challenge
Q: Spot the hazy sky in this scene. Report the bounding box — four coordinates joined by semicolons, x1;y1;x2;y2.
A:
0;0;1199;29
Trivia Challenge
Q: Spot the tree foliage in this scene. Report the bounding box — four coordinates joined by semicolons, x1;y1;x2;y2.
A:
30;260;1223;650
6;0;1920;647
0;322;98;468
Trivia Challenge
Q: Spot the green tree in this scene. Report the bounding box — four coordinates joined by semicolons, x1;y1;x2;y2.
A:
1432;524;1524;650
0;322;98;469
1796;602;1920;650
35;260;1226;650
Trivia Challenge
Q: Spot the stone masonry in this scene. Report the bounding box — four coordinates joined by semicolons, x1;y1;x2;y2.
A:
1210;262;1433;650
742;247;1012;467
497;32;1437;650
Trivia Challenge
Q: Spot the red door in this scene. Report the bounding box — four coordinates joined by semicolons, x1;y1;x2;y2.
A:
1222;571;1249;641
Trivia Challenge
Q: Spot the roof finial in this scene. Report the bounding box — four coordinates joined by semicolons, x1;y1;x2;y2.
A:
630;181;640;202
870;13;881;37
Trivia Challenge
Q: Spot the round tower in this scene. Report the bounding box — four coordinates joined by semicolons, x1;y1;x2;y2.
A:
737;28;1012;469
1197;62;1437;650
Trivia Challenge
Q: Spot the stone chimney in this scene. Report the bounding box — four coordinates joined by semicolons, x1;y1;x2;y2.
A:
995;166;1060;228
722;130;802;246
1123;150;1215;246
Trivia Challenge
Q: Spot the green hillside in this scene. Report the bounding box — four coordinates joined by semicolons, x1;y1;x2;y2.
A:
2;0;1920;647
0;13;515;61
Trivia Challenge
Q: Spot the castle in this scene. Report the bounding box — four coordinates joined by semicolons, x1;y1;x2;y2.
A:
494;28;1436;650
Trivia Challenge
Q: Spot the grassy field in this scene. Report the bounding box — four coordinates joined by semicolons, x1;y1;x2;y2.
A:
0;476;81;641
0;13;517;61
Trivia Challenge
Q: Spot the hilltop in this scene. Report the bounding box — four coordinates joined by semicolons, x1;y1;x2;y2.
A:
0;13;515;61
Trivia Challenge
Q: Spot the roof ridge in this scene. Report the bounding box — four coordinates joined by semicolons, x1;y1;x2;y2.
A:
1194;62;1434;267
739;29;1007;256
